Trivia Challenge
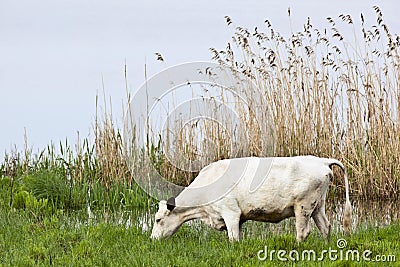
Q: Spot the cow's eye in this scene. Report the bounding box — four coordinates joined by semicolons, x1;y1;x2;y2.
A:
156;218;161;223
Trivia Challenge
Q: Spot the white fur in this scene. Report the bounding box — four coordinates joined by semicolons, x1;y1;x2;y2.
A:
151;155;351;241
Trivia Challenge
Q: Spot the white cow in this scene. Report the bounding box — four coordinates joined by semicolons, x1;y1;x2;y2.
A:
151;156;351;241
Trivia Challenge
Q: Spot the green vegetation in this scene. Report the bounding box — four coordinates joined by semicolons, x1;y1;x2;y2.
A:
1;6;399;266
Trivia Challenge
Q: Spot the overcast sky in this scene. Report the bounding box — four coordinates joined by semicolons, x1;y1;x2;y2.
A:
0;0;398;159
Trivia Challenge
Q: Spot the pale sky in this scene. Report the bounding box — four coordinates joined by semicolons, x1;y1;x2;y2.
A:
0;0;398;158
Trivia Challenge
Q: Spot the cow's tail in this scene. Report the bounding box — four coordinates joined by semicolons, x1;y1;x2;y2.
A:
324;158;352;235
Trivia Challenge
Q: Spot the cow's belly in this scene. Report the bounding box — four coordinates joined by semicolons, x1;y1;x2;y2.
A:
241;205;295;223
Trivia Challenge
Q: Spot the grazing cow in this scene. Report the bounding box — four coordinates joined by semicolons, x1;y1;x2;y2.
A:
151;156;351;242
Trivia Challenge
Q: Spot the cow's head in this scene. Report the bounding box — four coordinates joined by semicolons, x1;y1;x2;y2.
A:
150;197;182;239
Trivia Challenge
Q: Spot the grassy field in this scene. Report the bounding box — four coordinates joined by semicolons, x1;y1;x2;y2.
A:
0;207;398;266
1;6;399;267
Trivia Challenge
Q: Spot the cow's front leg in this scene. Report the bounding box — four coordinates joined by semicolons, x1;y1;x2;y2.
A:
222;212;241;241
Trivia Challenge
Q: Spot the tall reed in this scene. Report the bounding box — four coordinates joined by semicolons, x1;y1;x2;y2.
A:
144;7;399;201
204;7;399;200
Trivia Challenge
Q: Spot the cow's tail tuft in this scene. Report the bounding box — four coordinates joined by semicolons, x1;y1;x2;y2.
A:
325;158;352;235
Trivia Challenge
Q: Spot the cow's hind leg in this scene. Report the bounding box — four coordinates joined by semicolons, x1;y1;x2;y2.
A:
294;203;313;242
312;201;331;240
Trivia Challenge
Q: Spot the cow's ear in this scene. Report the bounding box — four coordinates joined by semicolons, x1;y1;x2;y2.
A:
166;197;176;211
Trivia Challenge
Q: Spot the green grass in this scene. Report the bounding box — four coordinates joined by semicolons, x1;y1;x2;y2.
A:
0;208;398;266
0;171;151;213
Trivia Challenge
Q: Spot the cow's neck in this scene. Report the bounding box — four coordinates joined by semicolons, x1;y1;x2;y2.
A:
175;196;206;223
177;206;205;223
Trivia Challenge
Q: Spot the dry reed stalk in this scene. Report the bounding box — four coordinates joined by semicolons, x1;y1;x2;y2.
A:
152;8;399;200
